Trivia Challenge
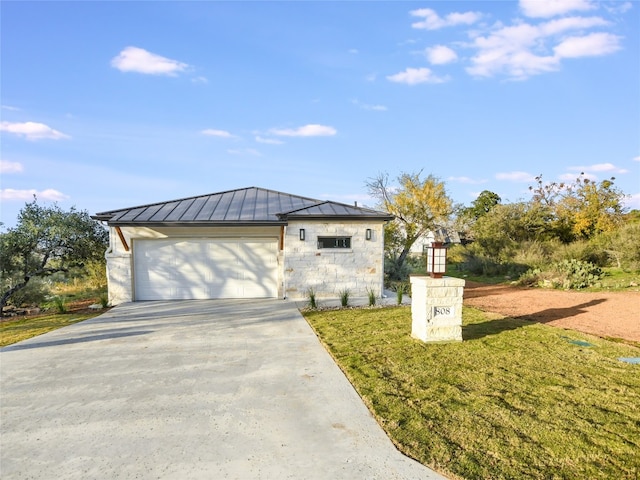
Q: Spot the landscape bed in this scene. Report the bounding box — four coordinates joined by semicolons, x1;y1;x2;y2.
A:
303;306;640;480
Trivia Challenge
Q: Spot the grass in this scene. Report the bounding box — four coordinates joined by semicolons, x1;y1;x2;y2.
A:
303;306;640;480
0;312;100;347
1;284;108;347
586;268;640;292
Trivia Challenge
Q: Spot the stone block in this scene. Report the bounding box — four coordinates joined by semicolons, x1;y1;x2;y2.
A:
410;275;465;343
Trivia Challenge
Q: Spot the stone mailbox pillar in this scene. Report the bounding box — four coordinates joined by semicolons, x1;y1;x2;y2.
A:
410;275;465;343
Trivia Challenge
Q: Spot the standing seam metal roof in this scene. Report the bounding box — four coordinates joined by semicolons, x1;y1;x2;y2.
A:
92;187;393;224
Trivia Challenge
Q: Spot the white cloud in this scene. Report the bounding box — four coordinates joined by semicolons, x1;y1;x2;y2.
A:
0;160;24;174
447;176;487;184
568;163;629;174
466;16;622;80
0;121;70;140
1;105;20;111
605;2;632;14
520;0;596;18
351;99;388;111
363;104;387;111
255;136;284;145
270;124;337;137
425;45;458;65
633;156;640;162
554;32;622;58
624;192;640;210
540;16;610;36
496;171;536;182
349;48;359;54
191;76;209;84
201;129;235;138
411;8;481;30
0;188;69;201
387;67;450;85
559;172;598;182
111;46;189;76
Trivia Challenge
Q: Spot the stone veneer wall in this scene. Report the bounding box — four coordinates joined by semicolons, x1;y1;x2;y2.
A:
283;221;385;299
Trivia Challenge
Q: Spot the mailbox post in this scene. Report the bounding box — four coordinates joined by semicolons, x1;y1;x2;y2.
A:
410;242;464;343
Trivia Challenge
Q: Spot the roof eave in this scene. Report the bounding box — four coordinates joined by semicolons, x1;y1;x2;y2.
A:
284;214;395;222
99;221;288;228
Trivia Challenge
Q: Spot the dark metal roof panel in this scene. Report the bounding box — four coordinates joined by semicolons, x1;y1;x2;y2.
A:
164;198;195;222
225;189;245;221
93;187;393;225
183;196;208;220
150;201;180;222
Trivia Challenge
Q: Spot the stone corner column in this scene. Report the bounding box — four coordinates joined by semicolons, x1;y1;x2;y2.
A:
409;275;465;343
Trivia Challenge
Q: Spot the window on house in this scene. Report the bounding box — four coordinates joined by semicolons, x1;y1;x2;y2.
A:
317;236;351;249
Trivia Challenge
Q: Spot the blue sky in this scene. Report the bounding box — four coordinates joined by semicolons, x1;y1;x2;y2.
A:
1;1;639;228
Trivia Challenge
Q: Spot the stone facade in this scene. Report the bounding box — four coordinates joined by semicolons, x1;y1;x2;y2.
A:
283;221;385;300
104;222;386;304
409;275;465;342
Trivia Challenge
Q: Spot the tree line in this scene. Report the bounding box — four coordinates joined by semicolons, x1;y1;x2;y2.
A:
368;171;638;286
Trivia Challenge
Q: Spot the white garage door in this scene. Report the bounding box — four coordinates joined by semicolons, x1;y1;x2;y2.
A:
134;238;278;300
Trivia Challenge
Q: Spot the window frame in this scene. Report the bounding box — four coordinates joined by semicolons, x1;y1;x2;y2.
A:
317;236;352;249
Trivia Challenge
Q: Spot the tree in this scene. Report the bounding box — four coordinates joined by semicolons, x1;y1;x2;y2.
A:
467;190;502;220
366;171;453;276
0;199;109;313
470;201;554;261
456;190;502;242
530;173;627;241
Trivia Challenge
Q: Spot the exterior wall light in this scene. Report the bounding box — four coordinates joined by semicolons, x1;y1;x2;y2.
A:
426;242;447;278
299;228;305;241
365;228;372;241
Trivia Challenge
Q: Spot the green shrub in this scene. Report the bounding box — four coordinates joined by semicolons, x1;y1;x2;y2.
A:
600;222;640;271
446;244;467;264
52;296;68;314
83;259;108;290
555;259;603;289
460;251;527;278
551;240;608;267
306;287;317;310
389;282;408;304
518;259;603;289
367;287;376;306
3;277;50;307
511;240;554;269
99;293;109;308
384;257;412;282
339;288;350;307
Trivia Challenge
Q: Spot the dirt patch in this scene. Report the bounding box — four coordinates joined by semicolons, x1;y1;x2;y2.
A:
463;282;640;343
1;298;109;322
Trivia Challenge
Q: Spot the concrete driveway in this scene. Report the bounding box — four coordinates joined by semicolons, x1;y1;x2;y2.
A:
1;299;446;479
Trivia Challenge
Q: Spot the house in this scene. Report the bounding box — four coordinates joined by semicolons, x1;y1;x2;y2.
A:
92;187;394;305
408;228;462;257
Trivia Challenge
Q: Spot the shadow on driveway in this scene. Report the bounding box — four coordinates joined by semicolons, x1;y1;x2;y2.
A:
1;299;445;480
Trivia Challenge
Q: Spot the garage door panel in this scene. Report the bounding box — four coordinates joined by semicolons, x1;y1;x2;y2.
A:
134;238;277;300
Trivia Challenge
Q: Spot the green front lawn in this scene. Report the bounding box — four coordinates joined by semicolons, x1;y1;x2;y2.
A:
303;306;640;480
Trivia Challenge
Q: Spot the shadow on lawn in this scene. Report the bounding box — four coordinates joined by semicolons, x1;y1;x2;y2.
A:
463;299;607;340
